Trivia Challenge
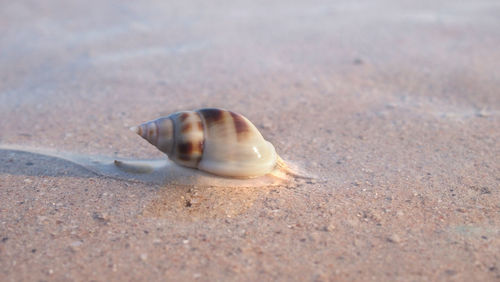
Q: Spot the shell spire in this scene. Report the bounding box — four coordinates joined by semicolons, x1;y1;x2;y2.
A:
134;117;175;156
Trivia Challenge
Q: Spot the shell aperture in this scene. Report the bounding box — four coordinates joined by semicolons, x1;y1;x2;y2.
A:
133;108;278;178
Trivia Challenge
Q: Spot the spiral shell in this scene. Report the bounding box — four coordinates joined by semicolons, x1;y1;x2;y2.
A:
132;108;277;178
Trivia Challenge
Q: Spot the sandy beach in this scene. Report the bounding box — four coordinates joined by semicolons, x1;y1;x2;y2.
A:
1;0;499;281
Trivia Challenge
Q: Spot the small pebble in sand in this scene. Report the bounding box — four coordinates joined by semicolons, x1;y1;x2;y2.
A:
387;234;401;243
70;241;83;248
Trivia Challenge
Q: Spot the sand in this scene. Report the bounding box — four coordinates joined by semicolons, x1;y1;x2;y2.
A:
0;0;499;281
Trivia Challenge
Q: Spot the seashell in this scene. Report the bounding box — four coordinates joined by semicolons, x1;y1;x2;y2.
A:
131;108;279;178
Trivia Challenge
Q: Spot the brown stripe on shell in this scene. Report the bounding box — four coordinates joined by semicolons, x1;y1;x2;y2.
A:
179;112;190;122
177;142;193;155
181;123;192;133
196;121;205;166
170;117;176;156
197;139;204;155
198;108;224;124
154;120;160;145
178;154;192;161
147;122;158;145
229;111;250;141
176;141;204;164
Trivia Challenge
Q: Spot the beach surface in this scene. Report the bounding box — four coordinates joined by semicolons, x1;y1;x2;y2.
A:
1;0;499;280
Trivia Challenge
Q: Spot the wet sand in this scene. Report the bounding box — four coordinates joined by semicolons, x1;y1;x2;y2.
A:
1;0;499;281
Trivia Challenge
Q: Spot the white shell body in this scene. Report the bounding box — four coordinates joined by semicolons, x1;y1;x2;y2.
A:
133;108;277;178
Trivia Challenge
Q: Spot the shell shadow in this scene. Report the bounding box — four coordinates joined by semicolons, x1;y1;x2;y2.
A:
0;148;97;178
0;146;292;187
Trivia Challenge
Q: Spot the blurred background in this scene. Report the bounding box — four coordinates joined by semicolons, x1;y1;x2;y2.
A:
1;0;498;159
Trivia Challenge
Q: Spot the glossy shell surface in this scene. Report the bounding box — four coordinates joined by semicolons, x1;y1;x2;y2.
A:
133;108;277;178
